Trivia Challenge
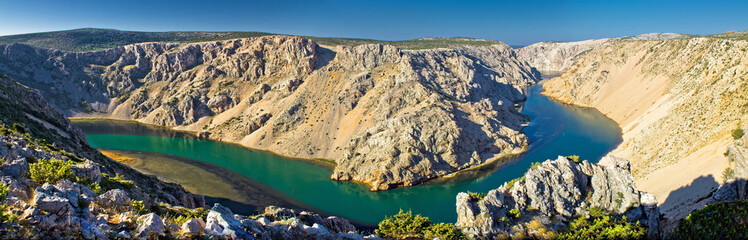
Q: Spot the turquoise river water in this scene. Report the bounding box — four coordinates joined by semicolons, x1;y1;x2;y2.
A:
74;77;622;224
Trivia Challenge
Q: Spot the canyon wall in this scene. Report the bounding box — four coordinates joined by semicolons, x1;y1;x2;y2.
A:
517;38;609;73
542;37;748;209
0;36;541;190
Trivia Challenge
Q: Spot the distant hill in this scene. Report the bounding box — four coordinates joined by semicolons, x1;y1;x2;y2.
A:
0;28;504;52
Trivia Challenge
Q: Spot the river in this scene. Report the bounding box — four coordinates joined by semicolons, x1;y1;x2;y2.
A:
72;75;622;225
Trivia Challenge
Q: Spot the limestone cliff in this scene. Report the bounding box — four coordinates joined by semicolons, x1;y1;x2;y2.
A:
517;38;609;73
0;35;541;190
455;156;659;239
542;37;748;182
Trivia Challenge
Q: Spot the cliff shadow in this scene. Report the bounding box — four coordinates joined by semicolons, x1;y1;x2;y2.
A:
659;174;719;213
313;46;336;70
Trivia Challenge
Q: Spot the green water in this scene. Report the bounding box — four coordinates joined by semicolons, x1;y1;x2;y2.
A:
75;79;621;224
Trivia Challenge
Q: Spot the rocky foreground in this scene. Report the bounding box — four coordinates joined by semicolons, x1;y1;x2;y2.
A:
0;35;540;190
456;156;660;239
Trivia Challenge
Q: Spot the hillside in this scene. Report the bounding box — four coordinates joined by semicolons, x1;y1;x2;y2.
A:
541;37;748;225
0;35;541;190
0;28;504;52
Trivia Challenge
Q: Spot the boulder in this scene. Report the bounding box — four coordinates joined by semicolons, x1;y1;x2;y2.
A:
0;176;30;202
33;183;74;216
136;213;165;238
97;189;131;208
79;218;106;239
1;157;28;177
181;218;205;236
204;203;254;239
71;160;102;183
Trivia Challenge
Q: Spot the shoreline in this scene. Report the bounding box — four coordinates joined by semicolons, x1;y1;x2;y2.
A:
70;117;534;190
96;148;379;229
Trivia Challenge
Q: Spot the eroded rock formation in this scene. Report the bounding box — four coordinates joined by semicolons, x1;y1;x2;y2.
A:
456;156;660;239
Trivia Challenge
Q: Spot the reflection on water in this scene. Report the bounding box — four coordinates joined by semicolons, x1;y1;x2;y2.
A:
72;75;622;224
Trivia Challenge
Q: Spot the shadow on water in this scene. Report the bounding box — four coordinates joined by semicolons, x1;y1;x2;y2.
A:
70;75;623;224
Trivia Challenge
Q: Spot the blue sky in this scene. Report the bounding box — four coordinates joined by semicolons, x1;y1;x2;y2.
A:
0;0;746;45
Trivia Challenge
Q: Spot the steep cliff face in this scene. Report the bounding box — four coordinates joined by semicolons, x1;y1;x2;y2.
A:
542;38;748;210
0;36;541;190
455;156;659;239
517;38;609;73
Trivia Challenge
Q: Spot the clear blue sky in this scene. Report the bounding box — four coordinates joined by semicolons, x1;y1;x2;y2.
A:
1;0;746;45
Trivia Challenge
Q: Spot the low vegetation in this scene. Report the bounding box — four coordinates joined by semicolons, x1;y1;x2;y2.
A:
673;200;748;239
558;214;646;239
375;210;462;240
29;158;75;184
467;191;487;201
722;167;736;182
566;155;581;163
733;128;745;140
0;183;18;225
0;28;504;52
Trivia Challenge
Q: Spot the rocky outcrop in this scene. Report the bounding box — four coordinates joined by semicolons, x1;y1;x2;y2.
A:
0;36;540;190
456;156;660;239
517;38;609;73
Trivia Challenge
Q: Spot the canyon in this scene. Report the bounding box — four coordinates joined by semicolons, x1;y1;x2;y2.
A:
0;36;540;191
1;29;747;238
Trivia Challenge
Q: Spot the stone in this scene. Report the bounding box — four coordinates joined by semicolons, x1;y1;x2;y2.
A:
71;160;102;183
136;213;165;238
97;189;131;209
0;176;30;202
80;218;106;239
204;203;254;239
181;218;205;236
33;183;74;216
1;157;28;177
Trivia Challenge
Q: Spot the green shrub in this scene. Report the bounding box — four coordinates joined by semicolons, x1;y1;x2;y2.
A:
101;173;134;190
467;191;487;201
505;176;525;189
29;158;74;184
131;200;148;215
558;215;646;240
722;167;736;182
733;128;745;140
424;222;463;240
375;210;432;239
566;155;581;163
508;208;521;219
588;206;606;218
530;162;542;169
0;183;18;225
11;123;25;134
674;200;748;239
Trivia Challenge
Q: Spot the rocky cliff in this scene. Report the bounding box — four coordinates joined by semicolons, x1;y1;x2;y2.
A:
542;37;748;181
0;35;541;190
517;38;609;73
455;156;659;239
0;74;370;239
